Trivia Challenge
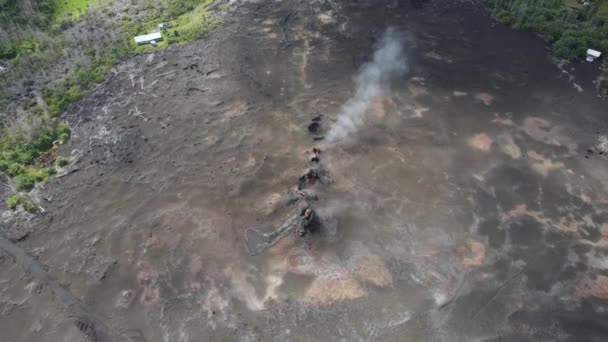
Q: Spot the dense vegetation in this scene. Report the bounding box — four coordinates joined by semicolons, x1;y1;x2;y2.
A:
483;0;608;92
7;193;38;213
0;0;220;211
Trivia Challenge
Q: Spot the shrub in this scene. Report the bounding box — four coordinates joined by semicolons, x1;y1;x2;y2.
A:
167;0;200;17
32;128;55;151
55;156;69;167
58;122;71;144
43;83;84;118
7;163;25;177
31;105;45;116
22;199;38;213
7;193;38;213
496;10;515;24
7;194;21;210
0;117;70;172
0;44;18;60
0;134;37;168
14;167;55;191
6;194;19;210
0;119;70;194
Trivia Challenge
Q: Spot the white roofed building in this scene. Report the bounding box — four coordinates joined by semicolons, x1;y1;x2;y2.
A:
586;49;602;62
134;32;163;45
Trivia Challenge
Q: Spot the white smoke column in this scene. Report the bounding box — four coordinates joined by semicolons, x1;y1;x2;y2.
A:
326;28;408;143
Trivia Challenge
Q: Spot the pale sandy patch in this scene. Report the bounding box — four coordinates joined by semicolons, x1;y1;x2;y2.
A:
425;51;453;63
523;117;561;146
317;12;335;24
500;204;551;225
500;204;596;237
350;254;393;287
243;156;256;169
526;150;565;177
411;106;429;118
576;275;608;300
223;100;248;119
468;133;493;151
226;266;283;311
475;92;494;106
136;261;161;305
304;275;365;304
258;192;284;216
408;84;428;97
461;240;486;268
491;117;515;127
583;224;608;247
368;98;387;120
497;133;521;159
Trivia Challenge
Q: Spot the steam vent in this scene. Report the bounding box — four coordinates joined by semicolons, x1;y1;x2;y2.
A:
1;0;608;341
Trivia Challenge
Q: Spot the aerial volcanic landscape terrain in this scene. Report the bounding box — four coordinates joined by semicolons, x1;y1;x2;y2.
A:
2;0;608;341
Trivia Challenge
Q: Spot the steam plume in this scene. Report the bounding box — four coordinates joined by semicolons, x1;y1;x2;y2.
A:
326;28;408;143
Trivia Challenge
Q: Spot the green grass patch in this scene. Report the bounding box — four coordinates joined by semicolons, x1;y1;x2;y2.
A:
53;0;99;22
14;167;56;191
7;193;38;213
598;0;608;17
170;0;219;43
124;0;218;53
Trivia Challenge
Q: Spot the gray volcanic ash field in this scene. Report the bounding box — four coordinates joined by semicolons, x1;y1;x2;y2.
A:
2;0;608;341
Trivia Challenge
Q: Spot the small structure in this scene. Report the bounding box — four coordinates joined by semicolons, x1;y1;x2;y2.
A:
586;49;602;62
134;32;163;45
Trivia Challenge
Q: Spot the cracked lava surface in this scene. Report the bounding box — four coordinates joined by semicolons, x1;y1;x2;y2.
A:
2;0;608;341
